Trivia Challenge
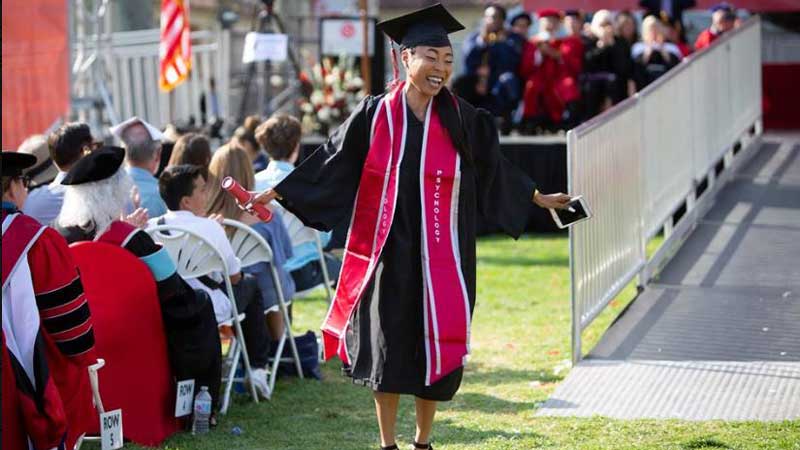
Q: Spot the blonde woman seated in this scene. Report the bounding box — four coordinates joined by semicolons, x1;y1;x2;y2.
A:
205;145;296;339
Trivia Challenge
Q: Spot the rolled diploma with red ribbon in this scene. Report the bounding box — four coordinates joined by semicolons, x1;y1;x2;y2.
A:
221;176;273;222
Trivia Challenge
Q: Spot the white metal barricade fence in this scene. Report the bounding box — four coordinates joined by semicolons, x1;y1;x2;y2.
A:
89;28;231;130
568;18;762;364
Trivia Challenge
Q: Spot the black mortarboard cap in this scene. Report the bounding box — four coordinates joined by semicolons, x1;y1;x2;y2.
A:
377;3;465;48
1;151;37;177
62;146;126;185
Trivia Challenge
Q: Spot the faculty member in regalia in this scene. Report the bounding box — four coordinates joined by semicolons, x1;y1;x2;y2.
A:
249;4;571;449
2;151;97;450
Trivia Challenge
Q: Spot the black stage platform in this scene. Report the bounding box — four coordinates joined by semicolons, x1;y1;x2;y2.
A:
300;135;567;246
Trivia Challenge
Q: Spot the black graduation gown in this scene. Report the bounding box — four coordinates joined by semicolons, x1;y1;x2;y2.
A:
276;93;536;401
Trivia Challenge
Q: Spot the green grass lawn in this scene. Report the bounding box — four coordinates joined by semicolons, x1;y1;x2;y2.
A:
126;234;798;450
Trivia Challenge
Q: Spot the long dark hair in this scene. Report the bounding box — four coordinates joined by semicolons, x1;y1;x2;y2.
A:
436;87;473;165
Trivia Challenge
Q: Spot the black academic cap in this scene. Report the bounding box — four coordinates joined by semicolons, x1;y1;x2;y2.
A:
377;3;465;48
1;151;37;177
62;146;126;185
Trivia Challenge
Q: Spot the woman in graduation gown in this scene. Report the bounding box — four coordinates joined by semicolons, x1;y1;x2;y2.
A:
251;4;571;449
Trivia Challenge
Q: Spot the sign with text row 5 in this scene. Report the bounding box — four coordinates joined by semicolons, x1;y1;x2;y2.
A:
101;409;123;450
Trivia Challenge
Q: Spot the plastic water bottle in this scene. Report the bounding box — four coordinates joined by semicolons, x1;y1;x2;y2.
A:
192;386;212;435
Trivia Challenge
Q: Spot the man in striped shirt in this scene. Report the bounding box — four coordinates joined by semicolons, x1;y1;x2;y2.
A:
2;151;97;450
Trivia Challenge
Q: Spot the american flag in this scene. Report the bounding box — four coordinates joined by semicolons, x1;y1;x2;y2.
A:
159;0;191;92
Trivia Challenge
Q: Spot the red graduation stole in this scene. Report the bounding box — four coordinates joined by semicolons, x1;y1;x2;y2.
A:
321;83;471;385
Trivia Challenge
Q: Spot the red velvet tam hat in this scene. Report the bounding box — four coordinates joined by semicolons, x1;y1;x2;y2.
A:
537;8;562;19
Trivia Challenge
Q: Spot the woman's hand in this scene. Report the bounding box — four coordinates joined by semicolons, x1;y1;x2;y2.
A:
233;188;280;216
122;208;149;228
207;213;225;224
250;189;281;206
533;191;572;210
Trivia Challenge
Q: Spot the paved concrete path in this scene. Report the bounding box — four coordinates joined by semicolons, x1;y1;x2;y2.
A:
539;133;800;421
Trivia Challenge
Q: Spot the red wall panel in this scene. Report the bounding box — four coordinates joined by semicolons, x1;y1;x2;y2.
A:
762;64;800;130
523;0;800;13
2;0;70;149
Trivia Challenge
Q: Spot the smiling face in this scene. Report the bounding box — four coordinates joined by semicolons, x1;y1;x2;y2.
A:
402;45;454;98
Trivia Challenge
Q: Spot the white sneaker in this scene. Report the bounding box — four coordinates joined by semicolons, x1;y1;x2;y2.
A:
249;368;271;399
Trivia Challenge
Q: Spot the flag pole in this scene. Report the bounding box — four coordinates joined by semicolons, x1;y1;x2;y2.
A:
169;90;175;125
359;0;371;95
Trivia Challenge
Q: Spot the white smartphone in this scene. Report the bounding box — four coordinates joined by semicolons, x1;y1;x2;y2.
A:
549;195;593;229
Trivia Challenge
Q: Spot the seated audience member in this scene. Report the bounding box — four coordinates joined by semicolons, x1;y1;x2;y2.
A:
18;134;58;189
639;0;696;42
242;114;262;134
509;11;532;39
111;117;168;217
664;15;692;57
519;9;583;132
167;132;212;176
53;146;223;413
205;146;294;337
564;9;593;49
694;3;736;51
254;114;342;292
23;123;96;225
155;164;273;398
615;10;639;46
2;151;97;450
456;3;524;132
631;15;683;90
583;10;635;117
231;126;269;172
614;11;639;100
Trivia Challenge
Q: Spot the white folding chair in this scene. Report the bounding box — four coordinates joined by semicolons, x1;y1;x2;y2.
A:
280;209;334;302
222;219;304;394
73;359;106;450
146;224;259;414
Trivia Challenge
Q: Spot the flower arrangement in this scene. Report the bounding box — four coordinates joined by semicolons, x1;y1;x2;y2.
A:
298;54;365;136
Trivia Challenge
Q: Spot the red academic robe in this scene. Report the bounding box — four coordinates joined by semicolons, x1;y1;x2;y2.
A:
2;210;97;450
79;221;182;445
519;35;583;123
694;28;719;51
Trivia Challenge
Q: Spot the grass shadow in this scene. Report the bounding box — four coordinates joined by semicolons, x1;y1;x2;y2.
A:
464;365;563;387
682;437;732;449
432;417;548;447
476;255;569;267
447;392;541;415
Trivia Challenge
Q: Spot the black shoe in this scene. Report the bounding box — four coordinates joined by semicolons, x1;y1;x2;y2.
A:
413;442;433;450
381;445;399;450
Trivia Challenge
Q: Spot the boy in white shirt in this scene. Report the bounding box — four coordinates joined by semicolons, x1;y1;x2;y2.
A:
149;164;273;398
